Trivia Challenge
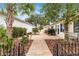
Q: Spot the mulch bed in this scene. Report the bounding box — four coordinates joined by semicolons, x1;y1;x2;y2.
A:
45;39;64;55
45;39;79;56
25;40;33;53
13;38;33;55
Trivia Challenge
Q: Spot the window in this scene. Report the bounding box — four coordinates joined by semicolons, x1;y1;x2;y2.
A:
60;24;64;32
58;25;59;34
55;25;59;34
74;20;79;33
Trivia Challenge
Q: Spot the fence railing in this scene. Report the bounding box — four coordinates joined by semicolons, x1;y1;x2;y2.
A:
66;33;79;40
53;42;79;56
0;42;25;56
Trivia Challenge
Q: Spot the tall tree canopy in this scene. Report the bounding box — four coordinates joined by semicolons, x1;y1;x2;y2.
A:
60;4;79;40
41;3;79;41
25;14;49;28
41;3;62;22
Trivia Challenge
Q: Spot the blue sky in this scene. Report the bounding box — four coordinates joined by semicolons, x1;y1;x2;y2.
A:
0;3;5;8
34;3;43;14
0;3;44;20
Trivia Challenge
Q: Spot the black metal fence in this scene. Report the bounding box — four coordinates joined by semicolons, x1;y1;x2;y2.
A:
0;42;25;56
53;42;79;56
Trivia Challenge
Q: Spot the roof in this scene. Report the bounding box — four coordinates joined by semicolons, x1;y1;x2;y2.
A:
14;17;35;26
0;12;35;26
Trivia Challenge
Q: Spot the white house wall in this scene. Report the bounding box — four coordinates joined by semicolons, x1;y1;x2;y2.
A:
13;20;35;33
58;23;64;39
53;21;74;39
68;21;74;33
0;16;6;28
0;16;35;33
55;23;64;39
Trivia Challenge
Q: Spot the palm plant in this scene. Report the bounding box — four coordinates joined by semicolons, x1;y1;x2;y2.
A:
0;26;13;56
0;3;35;38
0;3;35;55
0;25;6;39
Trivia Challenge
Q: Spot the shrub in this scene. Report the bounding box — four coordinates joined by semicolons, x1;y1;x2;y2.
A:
0;26;6;49
12;27;27;38
27;32;32;37
32;28;38;34
44;29;48;33
0;26;6;38
46;28;56;35
0;26;13;53
27;32;32;35
39;26;43;31
27;32;32;40
3;36;13;52
21;36;29;44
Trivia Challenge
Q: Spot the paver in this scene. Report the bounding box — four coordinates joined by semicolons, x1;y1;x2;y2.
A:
26;29;60;56
26;40;52;56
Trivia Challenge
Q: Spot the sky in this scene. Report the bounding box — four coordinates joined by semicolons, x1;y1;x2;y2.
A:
34;3;43;14
0;3;44;20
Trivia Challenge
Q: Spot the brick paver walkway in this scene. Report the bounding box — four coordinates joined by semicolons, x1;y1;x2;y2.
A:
26;40;52;56
26;29;60;56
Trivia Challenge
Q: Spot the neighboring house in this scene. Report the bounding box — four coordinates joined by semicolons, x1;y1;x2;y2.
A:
52;20;79;39
43;19;79;39
0;15;35;33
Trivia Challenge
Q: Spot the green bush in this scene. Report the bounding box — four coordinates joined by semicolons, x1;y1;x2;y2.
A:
32;28;38;34
0;26;6;49
27;32;32;35
39;26;43;31
46;28;56;35
0;26;6;38
12;27;27;38
3;36;13;52
27;32;32;37
0;26;13;53
21;36;29;44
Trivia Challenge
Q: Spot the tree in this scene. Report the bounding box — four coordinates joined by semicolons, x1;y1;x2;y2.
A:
0;3;35;38
5;4;14;38
25;14;49;29
25;15;38;27
41;3;79;41
62;4;79;41
41;3;62;22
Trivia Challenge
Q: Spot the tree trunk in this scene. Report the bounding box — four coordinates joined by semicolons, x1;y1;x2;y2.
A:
64;22;69;41
6;5;14;38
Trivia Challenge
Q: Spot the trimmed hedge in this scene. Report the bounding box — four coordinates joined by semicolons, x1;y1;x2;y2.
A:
32;28;38;34
12;27;27;38
45;28;56;35
21;36;29;44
